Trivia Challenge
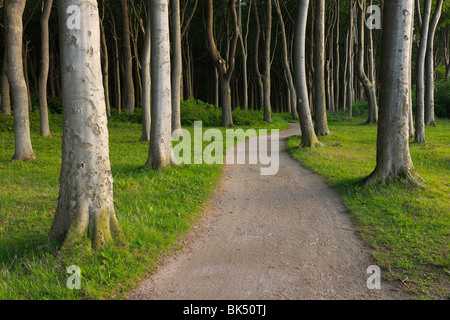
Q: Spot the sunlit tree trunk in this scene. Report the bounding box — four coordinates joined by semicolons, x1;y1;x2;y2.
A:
49;0;122;249
120;0;135;114
365;0;423;187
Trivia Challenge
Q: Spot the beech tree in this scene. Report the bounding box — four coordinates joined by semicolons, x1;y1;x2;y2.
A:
6;0;36;161
425;0;444;127
140;3;151;142
144;0;174;170
171;0;182;134
313;0;331;136
414;0;432;143
365;0;423;187
274;0;298;121
262;0;272;124
1;5;11;116
49;0;122;249
120;0;135;114
356;0;378;124
294;0;322;148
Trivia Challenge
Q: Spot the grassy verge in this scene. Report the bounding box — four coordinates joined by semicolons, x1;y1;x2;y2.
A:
287;115;450;299
0;108;288;300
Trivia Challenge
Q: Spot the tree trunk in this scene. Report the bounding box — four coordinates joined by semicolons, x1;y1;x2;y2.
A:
295;0;322;148
253;0;264;110
274;0;298;120
356;0;378;124
262;0;272;124
347;0;355;117
365;0;422;187
100;13;111;118
171;0;182;134
335;0;340;110
237;0;251;110
205;0;239;128
414;0;432;143
120;0;135;114
145;0;174;170
140;8;151;142
38;0;53;136
49;0;122;249
1;45;11;116
314;0;331;136
424;0;443;127
6;0;36;161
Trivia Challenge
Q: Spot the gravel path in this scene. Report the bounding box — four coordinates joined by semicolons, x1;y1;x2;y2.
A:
127;123;410;300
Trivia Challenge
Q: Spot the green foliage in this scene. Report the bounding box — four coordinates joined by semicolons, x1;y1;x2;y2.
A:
180;98;221;127
435;81;450;119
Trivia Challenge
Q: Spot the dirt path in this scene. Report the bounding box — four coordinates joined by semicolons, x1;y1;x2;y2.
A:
127;123;410;300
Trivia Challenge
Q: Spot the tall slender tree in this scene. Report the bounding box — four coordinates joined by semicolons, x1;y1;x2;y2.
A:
425;0;444;127
205;0;239;127
314;0;331;136
50;0;122;249
274;0;298;120
262;0;272;124
295;0;322;148
414;0;432;143
120;0;135;114
171;0;182;134
38;0;53;137
6;0;36;161
365;0;423;187
140;3;151;142
356;0;378;123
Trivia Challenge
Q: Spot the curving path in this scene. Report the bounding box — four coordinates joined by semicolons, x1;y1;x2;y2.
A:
127;123;410;300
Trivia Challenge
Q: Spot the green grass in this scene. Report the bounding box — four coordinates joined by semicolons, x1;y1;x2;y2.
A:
287;115;450;299
0;108;288;300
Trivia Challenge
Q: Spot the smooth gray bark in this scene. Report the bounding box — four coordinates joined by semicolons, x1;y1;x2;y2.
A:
140;8;151;142
356;0;378;124
414;0;432;143
50;0;122;249
294;0;322;148
424;0;443;127
274;0;298;120
120;0;135;114
314;0;331;136
171;0;182;134
38;0;53;137
6;0;36;161
262;0;272;124
145;0;174;170
366;0;422;187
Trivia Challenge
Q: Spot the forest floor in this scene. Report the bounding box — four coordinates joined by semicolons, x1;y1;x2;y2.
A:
127;123;412;300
